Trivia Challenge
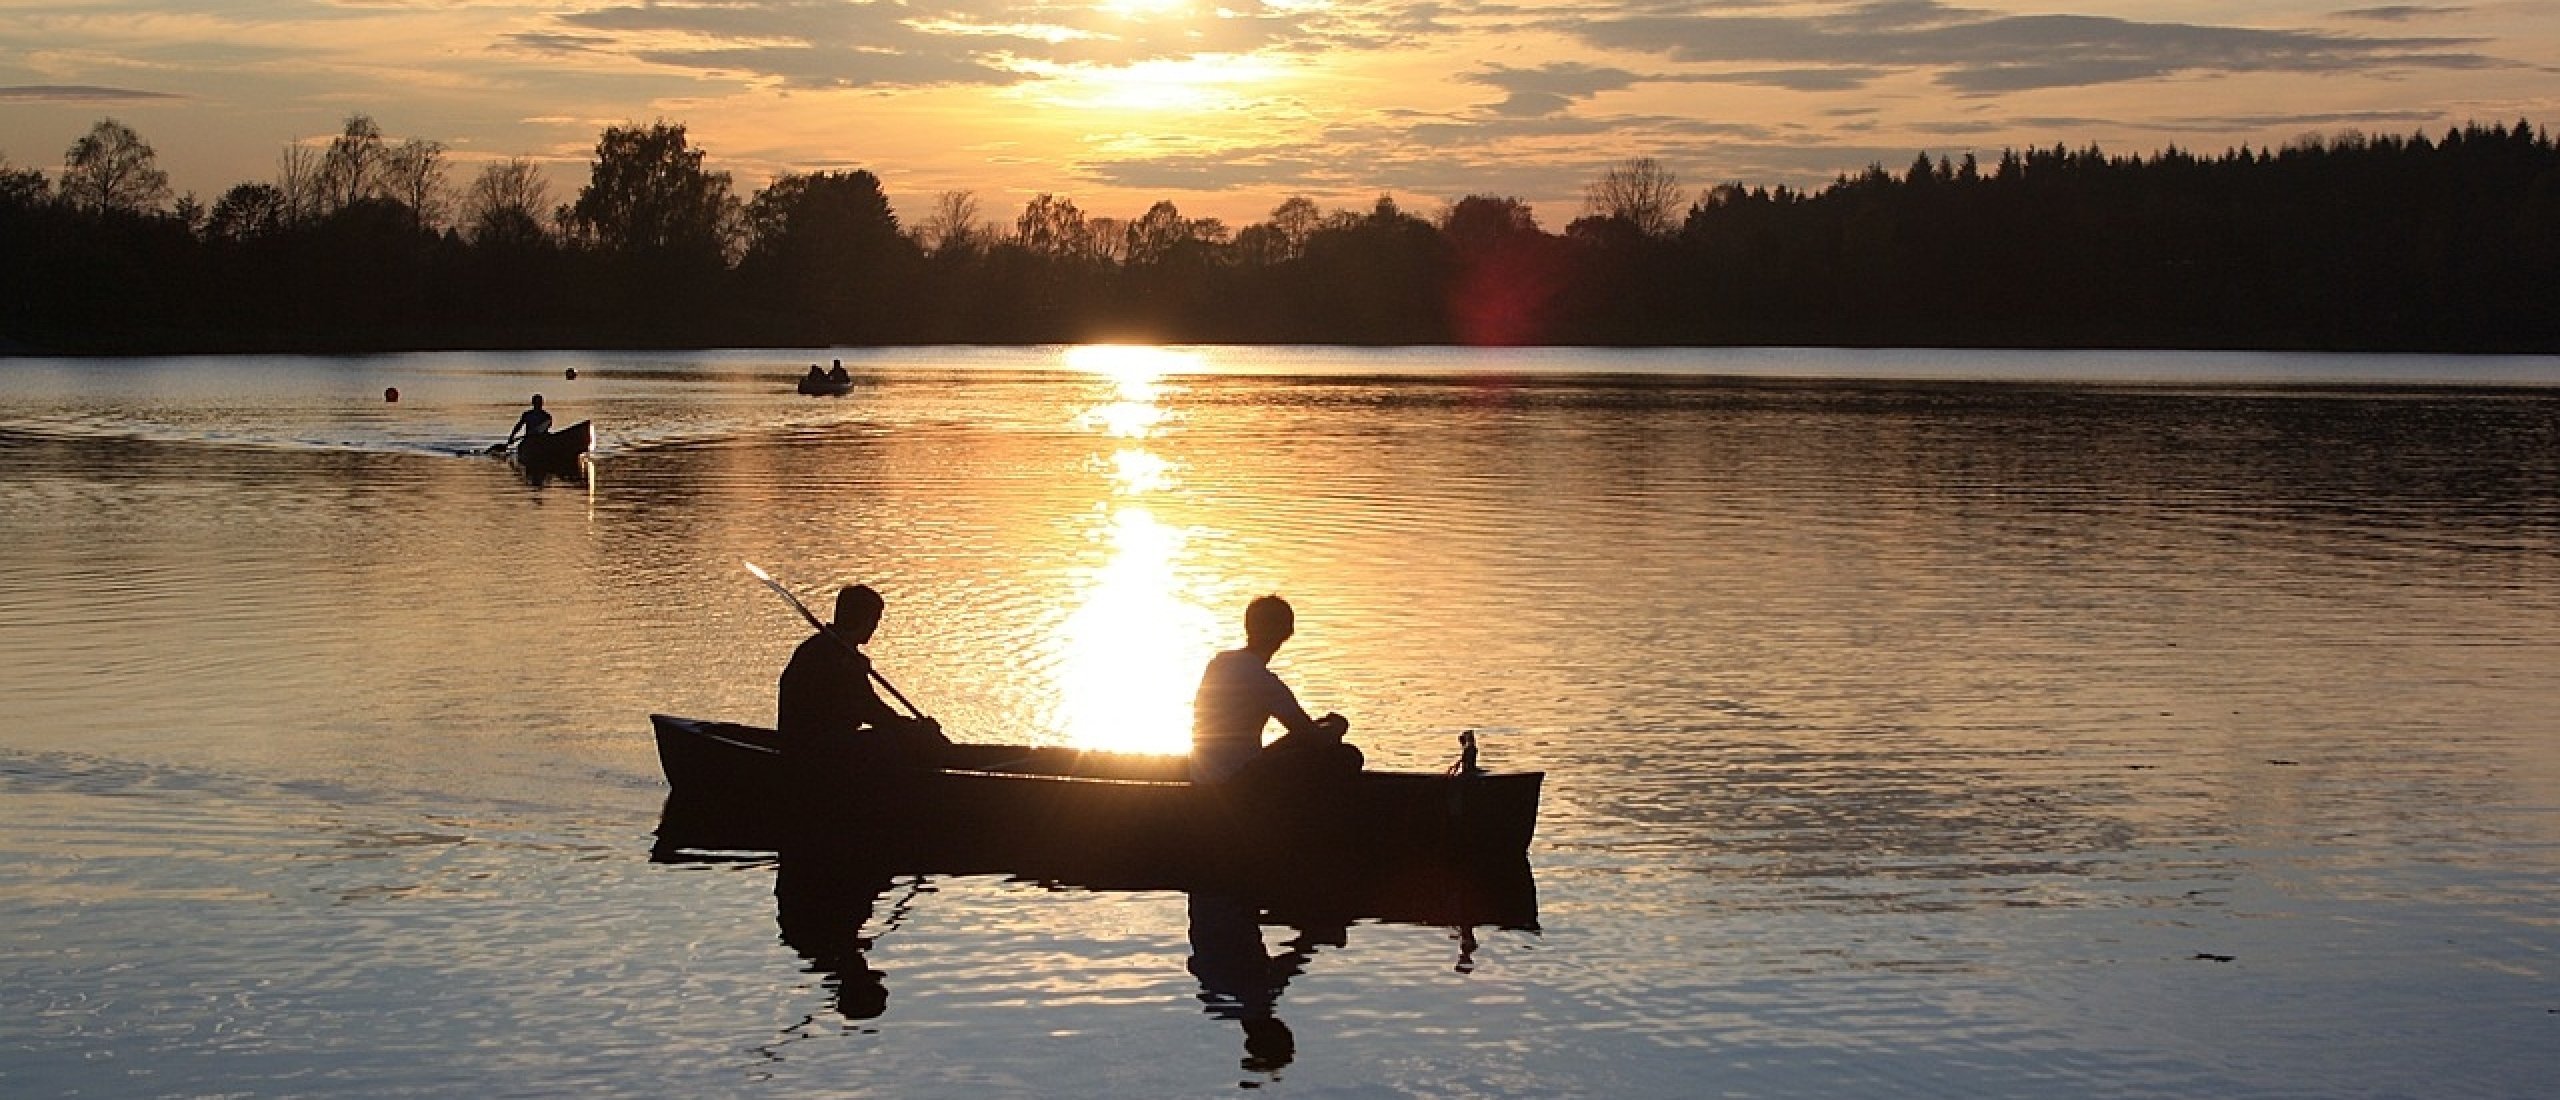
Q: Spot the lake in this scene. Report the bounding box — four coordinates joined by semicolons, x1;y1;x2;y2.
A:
2;346;2555;1097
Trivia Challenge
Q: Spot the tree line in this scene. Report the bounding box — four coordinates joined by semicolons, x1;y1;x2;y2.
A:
3;115;2555;354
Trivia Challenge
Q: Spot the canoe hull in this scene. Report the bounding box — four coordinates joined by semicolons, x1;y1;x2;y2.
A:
649;715;1543;884
515;420;591;468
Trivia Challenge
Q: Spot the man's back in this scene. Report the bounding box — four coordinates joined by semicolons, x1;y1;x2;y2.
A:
778;633;891;738
1193;647;1315;783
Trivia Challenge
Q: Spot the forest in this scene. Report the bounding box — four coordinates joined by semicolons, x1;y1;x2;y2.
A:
3;116;2556;354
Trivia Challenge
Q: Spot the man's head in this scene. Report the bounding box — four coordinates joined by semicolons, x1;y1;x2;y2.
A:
530;394;544;408
834;584;885;643
1244;594;1294;653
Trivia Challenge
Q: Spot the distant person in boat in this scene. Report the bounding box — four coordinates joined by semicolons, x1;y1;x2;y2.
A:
503;394;552;450
826;361;851;386
778;583;947;764
1190;595;1360;785
802;363;826;387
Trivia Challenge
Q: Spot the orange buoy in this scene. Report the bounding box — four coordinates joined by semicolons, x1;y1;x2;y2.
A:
385;386;400;402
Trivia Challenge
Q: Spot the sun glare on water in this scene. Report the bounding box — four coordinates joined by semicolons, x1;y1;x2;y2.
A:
1048;346;1219;754
1052;506;1220;753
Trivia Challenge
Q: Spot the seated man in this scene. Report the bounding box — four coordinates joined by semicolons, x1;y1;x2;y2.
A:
826;361;852;386
777;584;945;767
1189;595;1359;786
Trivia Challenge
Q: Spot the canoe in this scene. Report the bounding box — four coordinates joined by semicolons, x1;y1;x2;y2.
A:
796;375;856;396
514;419;591;468
649;715;1544;881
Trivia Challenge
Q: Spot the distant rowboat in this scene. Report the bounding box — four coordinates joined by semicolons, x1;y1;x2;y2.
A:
513;420;591;469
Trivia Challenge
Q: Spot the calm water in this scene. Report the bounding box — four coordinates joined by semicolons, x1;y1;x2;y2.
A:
2;347;2556;1097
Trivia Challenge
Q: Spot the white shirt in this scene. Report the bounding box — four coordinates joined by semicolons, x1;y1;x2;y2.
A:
1190;647;1317;783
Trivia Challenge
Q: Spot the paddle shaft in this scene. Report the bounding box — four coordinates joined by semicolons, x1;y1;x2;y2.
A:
748;565;927;721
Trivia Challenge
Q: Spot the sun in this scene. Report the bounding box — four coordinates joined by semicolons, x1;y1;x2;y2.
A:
1028;55;1285;114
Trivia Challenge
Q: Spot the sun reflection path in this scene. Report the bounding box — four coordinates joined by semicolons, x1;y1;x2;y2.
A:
1055;506;1221;753
1048;346;1223;754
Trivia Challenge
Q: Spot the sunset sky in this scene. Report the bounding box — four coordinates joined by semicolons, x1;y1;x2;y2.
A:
4;1;2555;228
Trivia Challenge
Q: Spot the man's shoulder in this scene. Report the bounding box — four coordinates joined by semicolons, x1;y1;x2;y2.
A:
1202;647;1273;680
787;633;865;667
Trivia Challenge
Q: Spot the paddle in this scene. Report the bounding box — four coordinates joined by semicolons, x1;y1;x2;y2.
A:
744;560;928;722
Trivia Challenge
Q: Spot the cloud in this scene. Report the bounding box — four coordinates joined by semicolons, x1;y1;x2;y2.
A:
2153;108;2452;132
1573;1;2500;94
2334;6;2469;22
1685;67;1884;92
0;84;184;102
1462;63;1641;117
526;0;1355;88
634;45;1026;88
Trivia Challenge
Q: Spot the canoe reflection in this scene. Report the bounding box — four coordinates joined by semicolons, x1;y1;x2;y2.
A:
666;806;1538;1047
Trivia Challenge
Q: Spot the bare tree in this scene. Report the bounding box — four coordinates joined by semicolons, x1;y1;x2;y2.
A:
917;188;985;256
276;142;325;223
460;157;554;245
58;118;171;214
1083;215;1127;263
380;138;450;230
1266;195;1322;259
1013;193;1088;258
1581;156;1686;237
317;115;386;215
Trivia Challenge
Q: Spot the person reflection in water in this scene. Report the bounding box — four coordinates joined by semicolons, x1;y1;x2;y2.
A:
775;851;895;1021
777;584;946;766
1190;595;1361;785
1188;893;1343;1076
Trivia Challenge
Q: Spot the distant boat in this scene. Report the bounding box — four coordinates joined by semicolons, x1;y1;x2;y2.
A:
797;374;856;396
648;714;1545;882
513;419;591;469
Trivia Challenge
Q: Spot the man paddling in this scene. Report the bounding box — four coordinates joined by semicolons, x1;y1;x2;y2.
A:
777;584;946;765
1190;595;1360;785
502;394;552;451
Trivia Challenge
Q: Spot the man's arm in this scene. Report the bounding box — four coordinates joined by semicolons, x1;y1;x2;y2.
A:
1257;666;1322;738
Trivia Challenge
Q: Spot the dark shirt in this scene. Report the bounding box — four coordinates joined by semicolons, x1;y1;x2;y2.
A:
777;632;901;737
515;406;553;437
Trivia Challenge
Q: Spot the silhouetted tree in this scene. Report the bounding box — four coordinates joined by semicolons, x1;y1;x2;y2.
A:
8;116;2560;353
564;121;739;261
59;118;171;214
740;169;916;342
207;182;289;242
0;153;48;207
1581;157;1684;238
380;137;450;231
1014;193;1091;259
459;158;553;246
917;189;987;257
